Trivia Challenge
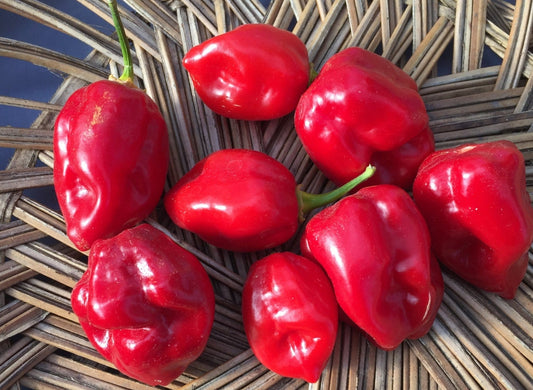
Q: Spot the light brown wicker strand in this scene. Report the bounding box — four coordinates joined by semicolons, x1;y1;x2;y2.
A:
77;0;161;60
21;316;113;368
5;244;82;290
407;337;465;389
420;64;500;96
272;0;298;30
441;292;533;388
180;0;219;36
316;0;328;21
163;11;205;180
19;359;151;390
42;353;175;390
470;0;488;70
0;37;101;82
7;280;74;323
291;0;321;44
494;0;533;89
428;318;494;389
132;41;162;112
516;273;533;309
515;70;533;112
383;5;414;64
0;167;53;193
155;26;201;171
288;0;303;19
0;0;134;67
411;0;436;50
485;21;533;79
180;349;262;390
0;221;46;251
347;0;384;52
305;0;351;64
487;0;513;33
0;300;46;343
0;262;37;292
437;300;527;389
0;337;56;389
403;15;455;85
0;96;62;112
426;87;521;120
11;197;74;251
0;126;53;151
225;0;266;24
379;0;402;46
263;0;290;27
124;0;184;46
320;323;343;389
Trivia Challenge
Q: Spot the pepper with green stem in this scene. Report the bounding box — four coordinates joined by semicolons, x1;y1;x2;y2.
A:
54;0;169;251
164;149;375;252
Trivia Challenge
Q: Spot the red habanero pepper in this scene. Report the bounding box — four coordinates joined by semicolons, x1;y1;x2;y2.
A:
295;47;433;190
183;23;310;121
412;141;533;299
54;1;169;251
71;224;215;386
242;252;338;383
163;149;375;252
301;185;444;350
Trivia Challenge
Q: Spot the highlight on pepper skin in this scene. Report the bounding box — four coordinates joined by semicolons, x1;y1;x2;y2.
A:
413;140;533;299
182;23;310;121
242;252;339;383
70;224;215;386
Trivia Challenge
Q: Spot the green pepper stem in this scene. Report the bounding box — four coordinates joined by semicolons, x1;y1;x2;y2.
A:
297;165;376;220
108;0;134;82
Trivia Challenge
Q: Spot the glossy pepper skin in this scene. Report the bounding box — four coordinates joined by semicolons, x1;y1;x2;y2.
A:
412;141;533;299
164;149;374;252
71;224;215;386
183;23;310;121
164;149;297;252
295;47;433;190
301;185;444;350
54;79;169;251
242;252;338;383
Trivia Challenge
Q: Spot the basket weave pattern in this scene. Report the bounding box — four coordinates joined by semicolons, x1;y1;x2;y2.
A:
0;0;532;389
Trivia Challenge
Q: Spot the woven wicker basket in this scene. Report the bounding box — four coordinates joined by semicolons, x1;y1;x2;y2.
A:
0;0;532;388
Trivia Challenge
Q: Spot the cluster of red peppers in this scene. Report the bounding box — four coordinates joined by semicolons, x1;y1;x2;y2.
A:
180;23;533;382
55;1;214;386
55;12;533;386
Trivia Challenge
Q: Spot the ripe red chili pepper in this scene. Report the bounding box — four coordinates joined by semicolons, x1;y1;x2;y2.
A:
301;184;444;350
242;252;338;383
54;80;169;251
183;23;310;121
53;1;168;251
412;141;533;299
295;47;433;190
71;223;215;386
163;149;375;252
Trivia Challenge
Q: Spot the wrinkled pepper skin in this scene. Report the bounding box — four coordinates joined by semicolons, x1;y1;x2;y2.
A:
295;47;433;189
164;149;298;252
412;141;533;299
301;185;443;350
242;252;338;383
71;224;215;386
54;80;169;251
183;24;310;121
